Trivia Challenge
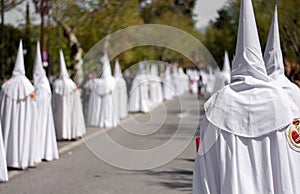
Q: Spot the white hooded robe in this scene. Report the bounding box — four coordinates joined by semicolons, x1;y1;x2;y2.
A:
114;59;128;119
52;50;86;140
264;6;300;110
33;42;59;161
98;52;118;128
0;40;37;169
149;64;163;107
193;1;300;193
129;62;150;113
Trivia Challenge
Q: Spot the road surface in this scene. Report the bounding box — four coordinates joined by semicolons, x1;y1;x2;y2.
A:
0;94;204;194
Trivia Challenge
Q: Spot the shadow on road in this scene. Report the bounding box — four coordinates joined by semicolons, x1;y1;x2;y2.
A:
144;161;194;193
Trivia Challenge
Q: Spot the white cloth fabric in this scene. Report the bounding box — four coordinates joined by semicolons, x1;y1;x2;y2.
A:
149;64;163;107
114;59;128;119
87;52;118;128
211;67;226;95
222;51;231;84
33;42;58;161
199;70;208;94
178;67;189;93
194;116;300;194
99;52;118;127
52;50;86;140
171;65;182;95
0;121;8;182
86;79;100;126
205;66;215;95
163;65;175;100
0;40;37;169
129;62;150;112
193;0;300;193
264;6;300;110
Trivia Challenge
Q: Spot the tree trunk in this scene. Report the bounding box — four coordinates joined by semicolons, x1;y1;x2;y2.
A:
53;16;84;84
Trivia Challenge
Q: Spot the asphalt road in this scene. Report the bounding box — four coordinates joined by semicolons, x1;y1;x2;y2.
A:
0;93;204;194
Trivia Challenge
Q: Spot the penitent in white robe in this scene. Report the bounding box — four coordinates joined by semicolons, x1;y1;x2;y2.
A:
114;59;128;119
264;6;300;110
0;40;37;169
162;65;175;100
86;79;101;126
129;74;150;113
98;78;118;128
193;0;300;193
148;64;163;107
87;52;118;128
52;50;86;140
52;78;86;140
33;42;58;161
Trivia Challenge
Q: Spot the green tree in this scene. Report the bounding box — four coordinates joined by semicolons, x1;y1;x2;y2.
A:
203;0;279;68
24;1;33;79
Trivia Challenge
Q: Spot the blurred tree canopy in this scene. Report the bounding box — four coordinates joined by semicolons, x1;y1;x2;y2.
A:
1;0;300;80
203;0;300;69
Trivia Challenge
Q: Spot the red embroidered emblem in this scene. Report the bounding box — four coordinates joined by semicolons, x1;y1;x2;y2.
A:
287;118;300;151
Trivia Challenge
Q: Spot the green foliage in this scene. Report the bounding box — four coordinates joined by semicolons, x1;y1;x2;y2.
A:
24;2;33;79
203;0;300;69
0;25;22;78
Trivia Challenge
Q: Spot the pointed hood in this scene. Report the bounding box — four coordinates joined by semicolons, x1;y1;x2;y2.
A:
101;51;112;78
33;42;46;81
222;51;231;84
223;51;231;74
231;0;268;82
12;40;25;76
202;0;299;139
264;5;284;79
33;42;51;93
59;49;70;79
2;40;34;99
114;59;122;78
